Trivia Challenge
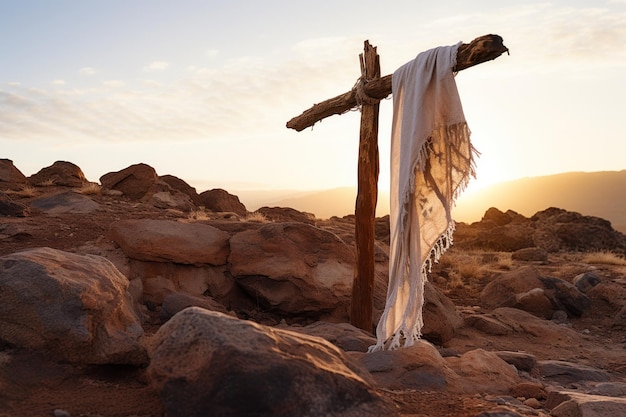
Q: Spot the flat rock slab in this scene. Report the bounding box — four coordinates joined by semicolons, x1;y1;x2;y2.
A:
31;192;99;214
536;360;611;385
549;391;626;417
110;219;230;265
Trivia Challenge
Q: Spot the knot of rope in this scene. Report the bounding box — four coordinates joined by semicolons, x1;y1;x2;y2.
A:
353;76;381;107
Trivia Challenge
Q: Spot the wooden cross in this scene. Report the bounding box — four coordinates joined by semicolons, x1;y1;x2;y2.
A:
287;34;509;332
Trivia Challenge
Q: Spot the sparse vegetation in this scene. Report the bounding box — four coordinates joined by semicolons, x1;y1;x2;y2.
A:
187;208;213;221
582;250;626;266
36;178;56;187
434;250;515;295
76;182;101;195
244;212;271;223
5;185;37;197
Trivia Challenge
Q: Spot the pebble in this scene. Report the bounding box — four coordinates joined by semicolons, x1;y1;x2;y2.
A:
53;410;71;417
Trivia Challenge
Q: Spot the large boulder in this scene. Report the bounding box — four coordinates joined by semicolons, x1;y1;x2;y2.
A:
372;275;463;345
160;174;201;205
354;342;520;395
197;188;247;216
100;163;160;200
28;160;88;187
110;219;230;266
228;222;355;319
0;159;27;190
355;340;458;391
0;247;146;365
0;192;30;217
480;266;590;318
421;282;464;344
146;307;396;417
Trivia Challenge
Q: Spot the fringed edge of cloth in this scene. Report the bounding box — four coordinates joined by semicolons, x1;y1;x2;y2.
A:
368;121;477;353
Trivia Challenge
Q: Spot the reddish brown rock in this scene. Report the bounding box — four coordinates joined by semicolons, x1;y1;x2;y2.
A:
100;163;161;200
255;206;315;225
0;247;146;365
147;307;396;417
198;188;247;216
110;219;230;266
0;192;30;217
228;222;354;319
0;158;27;190
28;160;88;187
160;174;201;205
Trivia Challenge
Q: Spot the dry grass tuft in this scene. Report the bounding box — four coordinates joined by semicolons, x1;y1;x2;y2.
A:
582;250;626;266
36;178;56;187
76;182;101;195
187;208;213;221
244;212;271;223
5;185;38;197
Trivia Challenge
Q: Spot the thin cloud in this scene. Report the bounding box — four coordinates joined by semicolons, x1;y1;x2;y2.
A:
79;67;97;75
102;80;125;87
143;61;170;72
51;80;66;85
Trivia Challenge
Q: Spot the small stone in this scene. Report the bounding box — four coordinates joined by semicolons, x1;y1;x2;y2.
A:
53;409;71;417
523;397;541;408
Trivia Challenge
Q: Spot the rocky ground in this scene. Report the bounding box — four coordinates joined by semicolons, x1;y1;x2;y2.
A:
1;160;626;417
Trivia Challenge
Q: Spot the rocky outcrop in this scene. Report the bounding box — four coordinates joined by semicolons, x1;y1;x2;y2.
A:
229;222;355;319
456;207;626;254
147;307;396;417
28;161;89;187
160;174;201;205
0;192;30;216
255;206;316;225
0;158;27;190
100;163;195;211
0;247;146;365
100;163;160;200
198;188;247;216
479;266;590;319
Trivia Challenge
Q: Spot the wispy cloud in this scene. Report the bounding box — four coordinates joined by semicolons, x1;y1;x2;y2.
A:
102;80;125;87
0;36;362;145
143;61;170;72
79;67;97;75
51;80;66;85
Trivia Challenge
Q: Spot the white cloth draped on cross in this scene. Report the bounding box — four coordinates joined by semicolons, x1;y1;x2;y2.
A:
369;42;478;352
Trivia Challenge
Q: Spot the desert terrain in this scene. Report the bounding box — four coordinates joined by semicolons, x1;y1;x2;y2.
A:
1;160;626;417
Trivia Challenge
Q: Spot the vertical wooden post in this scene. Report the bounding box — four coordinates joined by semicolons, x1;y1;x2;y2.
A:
350;41;380;332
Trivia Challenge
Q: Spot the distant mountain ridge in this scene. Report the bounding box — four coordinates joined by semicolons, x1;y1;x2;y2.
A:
453;170;626;233
239;171;626;234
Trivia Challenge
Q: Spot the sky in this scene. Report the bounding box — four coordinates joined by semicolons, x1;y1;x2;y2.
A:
1;0;625;201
